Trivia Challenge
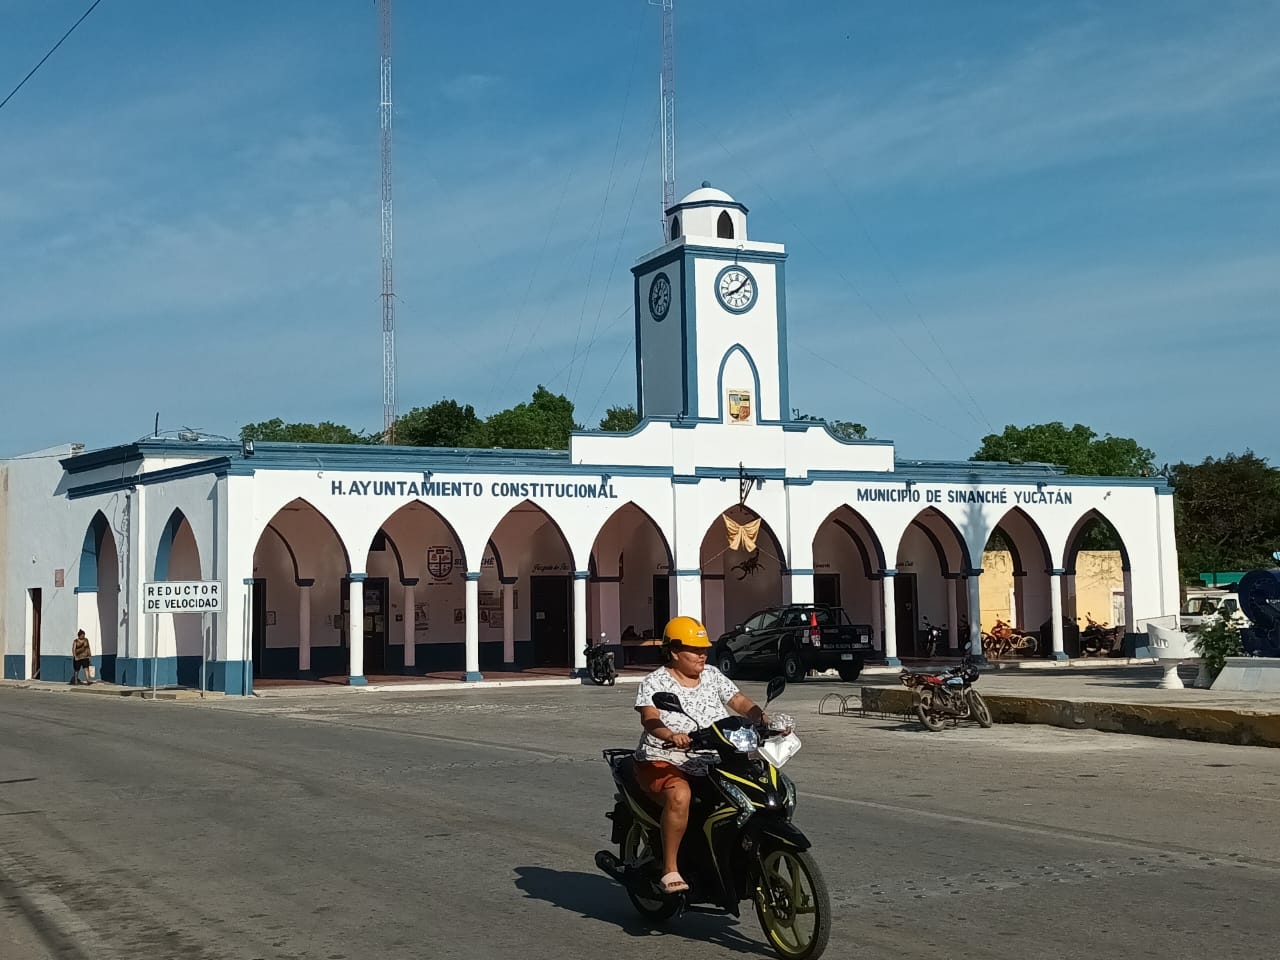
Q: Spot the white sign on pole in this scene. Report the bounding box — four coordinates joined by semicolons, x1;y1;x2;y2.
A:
143;580;224;613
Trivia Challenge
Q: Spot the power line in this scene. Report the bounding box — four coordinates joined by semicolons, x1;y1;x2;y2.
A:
0;0;105;114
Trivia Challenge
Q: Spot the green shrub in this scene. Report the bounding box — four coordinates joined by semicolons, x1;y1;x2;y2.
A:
1191;619;1244;679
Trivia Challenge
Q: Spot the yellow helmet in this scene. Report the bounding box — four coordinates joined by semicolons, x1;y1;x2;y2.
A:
663;615;712;648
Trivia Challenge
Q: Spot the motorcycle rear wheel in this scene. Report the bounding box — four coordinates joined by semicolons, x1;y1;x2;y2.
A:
754;847;832;960
915;690;945;732
968;689;993;728
620;821;679;921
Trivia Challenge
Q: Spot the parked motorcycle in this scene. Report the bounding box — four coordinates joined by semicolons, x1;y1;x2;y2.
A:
584;634;617;685
899;657;992;732
921;616;946;658
1078;613;1117;657
595;677;831;960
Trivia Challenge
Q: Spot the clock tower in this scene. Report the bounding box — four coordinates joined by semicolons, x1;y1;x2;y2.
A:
631;182;789;424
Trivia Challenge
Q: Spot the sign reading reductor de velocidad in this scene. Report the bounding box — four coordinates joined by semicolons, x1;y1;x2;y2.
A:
143;580;224;613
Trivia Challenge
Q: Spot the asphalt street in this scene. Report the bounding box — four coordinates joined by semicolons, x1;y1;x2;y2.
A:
1;678;1278;960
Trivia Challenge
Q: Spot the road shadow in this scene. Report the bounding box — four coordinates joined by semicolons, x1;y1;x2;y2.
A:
512;865;772;956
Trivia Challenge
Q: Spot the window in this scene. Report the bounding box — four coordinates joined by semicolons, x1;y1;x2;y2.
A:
717;210;734;239
745;611;779;631
670;216;681;241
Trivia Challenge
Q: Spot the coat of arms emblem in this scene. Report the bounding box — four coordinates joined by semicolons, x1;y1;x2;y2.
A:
427;546;454;580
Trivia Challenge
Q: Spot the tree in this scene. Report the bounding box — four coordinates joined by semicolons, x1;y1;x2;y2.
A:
484;385;581;450
971;422;1154;477
791;408;869;441
394;399;486;448
598;404;640;432
1170;452;1280;578
239;418;375;445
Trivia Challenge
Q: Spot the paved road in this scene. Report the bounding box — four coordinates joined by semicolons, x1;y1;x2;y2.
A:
1;679;1277;960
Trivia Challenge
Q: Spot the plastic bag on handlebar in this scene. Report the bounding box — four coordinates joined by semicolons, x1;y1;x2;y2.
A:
767;713;795;733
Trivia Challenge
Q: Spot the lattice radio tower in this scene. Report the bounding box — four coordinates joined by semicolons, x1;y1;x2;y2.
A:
651;0;676;233
379;0;398;442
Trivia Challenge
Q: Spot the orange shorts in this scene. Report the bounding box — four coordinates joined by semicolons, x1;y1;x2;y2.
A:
636;760;690;795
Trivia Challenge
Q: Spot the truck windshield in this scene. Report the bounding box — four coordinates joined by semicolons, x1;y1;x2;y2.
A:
1181;598;1219;616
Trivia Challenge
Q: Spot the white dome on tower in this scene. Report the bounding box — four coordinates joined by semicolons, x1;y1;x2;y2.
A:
665;180;748;243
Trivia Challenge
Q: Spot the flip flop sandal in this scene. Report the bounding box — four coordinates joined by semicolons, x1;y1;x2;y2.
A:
659;872;689;894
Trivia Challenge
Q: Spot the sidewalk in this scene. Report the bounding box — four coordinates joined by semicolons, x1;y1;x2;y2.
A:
853;662;1280;748
0;679;221;700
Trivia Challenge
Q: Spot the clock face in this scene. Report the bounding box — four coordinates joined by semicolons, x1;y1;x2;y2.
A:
716;265;756;313
648;272;671;322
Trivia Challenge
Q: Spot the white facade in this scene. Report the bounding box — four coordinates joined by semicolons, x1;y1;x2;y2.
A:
1;186;1180;693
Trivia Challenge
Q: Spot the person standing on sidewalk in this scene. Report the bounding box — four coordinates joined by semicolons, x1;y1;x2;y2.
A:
71;629;93;685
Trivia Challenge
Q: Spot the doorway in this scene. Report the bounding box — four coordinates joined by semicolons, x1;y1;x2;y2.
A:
814;574;841;609
29;588;42;680
363;578;388;674
895;573;918;657
250;578;266;676
651;575;670;636
530;576;570;667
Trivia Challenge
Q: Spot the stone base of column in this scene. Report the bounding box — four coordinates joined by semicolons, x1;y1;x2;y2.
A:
882;656;902;667
464;671;483;683
1051;651;1069;662
347;676;368;686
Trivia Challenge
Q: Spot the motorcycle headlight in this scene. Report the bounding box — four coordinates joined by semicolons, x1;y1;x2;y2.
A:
717;778;757;827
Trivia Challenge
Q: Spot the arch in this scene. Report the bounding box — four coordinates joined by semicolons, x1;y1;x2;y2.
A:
368;527;407;584
589;502;677;655
265;524;300;582
716;210;734;239
670;215;681;241
700;504;787;643
78;511;112;589
155;509;200;580
250;498;351;576
987;507;1053;576
1063;510;1130;574
820;506;887;578
715;343;763;421
589;501;675;572
899;508;974;573
151;509;203;687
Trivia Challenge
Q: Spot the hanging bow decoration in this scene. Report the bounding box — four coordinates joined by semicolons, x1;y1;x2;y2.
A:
724;514;762;553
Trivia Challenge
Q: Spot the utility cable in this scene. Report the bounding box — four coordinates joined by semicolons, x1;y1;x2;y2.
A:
0;0;105;114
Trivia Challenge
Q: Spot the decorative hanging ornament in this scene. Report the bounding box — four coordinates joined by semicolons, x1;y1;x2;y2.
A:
724;514;761;553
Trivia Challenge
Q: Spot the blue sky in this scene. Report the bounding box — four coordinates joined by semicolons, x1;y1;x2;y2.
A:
1;0;1277;467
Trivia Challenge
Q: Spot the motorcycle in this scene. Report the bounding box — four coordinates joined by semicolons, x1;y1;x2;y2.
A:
584;634;617;685
595;677;831;960
921;616;946;658
899;656;992;732
1078;613;1113;658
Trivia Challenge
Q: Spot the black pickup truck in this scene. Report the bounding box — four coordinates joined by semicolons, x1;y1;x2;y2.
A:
713;604;874;683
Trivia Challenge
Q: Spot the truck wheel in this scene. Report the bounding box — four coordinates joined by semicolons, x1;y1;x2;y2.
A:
837;658;863;682
716;650;738;679
781;649;807;683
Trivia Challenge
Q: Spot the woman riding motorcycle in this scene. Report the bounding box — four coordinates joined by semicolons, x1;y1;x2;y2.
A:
633;615;786;895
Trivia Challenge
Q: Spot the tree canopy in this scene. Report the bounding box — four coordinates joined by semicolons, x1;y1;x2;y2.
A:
393;399;486;448
238;418;376;445
972;422;1155;477
791;409;869;441
598;404;640;432
1170;452;1280;577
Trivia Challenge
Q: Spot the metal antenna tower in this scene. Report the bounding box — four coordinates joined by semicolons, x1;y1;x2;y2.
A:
651;0;676;231
379;0;397;442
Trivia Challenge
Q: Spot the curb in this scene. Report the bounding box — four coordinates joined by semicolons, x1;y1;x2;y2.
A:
0;679;224;701
254;673;647;698
859;686;1280;749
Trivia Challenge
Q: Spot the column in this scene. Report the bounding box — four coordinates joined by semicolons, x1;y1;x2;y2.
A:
464;572;481;682
881;570;899;666
1121;567;1135;631
1049;568;1067;660
501;579;516;664
946;578;959;651
966;570;986;663
789;569;814;605
347;575;366;686
573;571;589;676
675;568;703;621
870;579;883;653
401;580;417;671
297;579;313;672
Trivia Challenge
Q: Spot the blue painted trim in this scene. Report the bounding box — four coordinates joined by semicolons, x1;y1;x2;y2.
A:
683;250;698;416
715;343;763;425
500;576;518;585
784;476;814;485
675;568;702;577
694;465;786;480
963;568;984;577
74;586;98;595
702;573;726;581
665;198;749;215
348;676;368;686
681;244;785;266
713;264;758;315
465;571;482;582
296;577;316;587
673;475;701;484
110;655;209;689
630;243;685;277
4;655;24;680
464;671;484;683
648;271;672;322
883;568;898;577
349;573;368;583
1156;487;1174;496
573;570;590;580
1051;651;1069;661
242;577;257;585
776;259;790;415
883;657;902;667
789;568;815;577
401;577;420;587
670;419;699;429
67;457;232;500
1050;567;1066;577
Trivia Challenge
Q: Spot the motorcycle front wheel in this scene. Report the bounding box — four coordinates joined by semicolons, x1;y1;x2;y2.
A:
589;661;610;686
915;690;945;732
754;846;832;960
968;689;993;728
620;821;678;921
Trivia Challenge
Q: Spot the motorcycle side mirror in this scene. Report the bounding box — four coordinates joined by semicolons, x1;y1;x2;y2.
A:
764;676;786;707
652;691;688;715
